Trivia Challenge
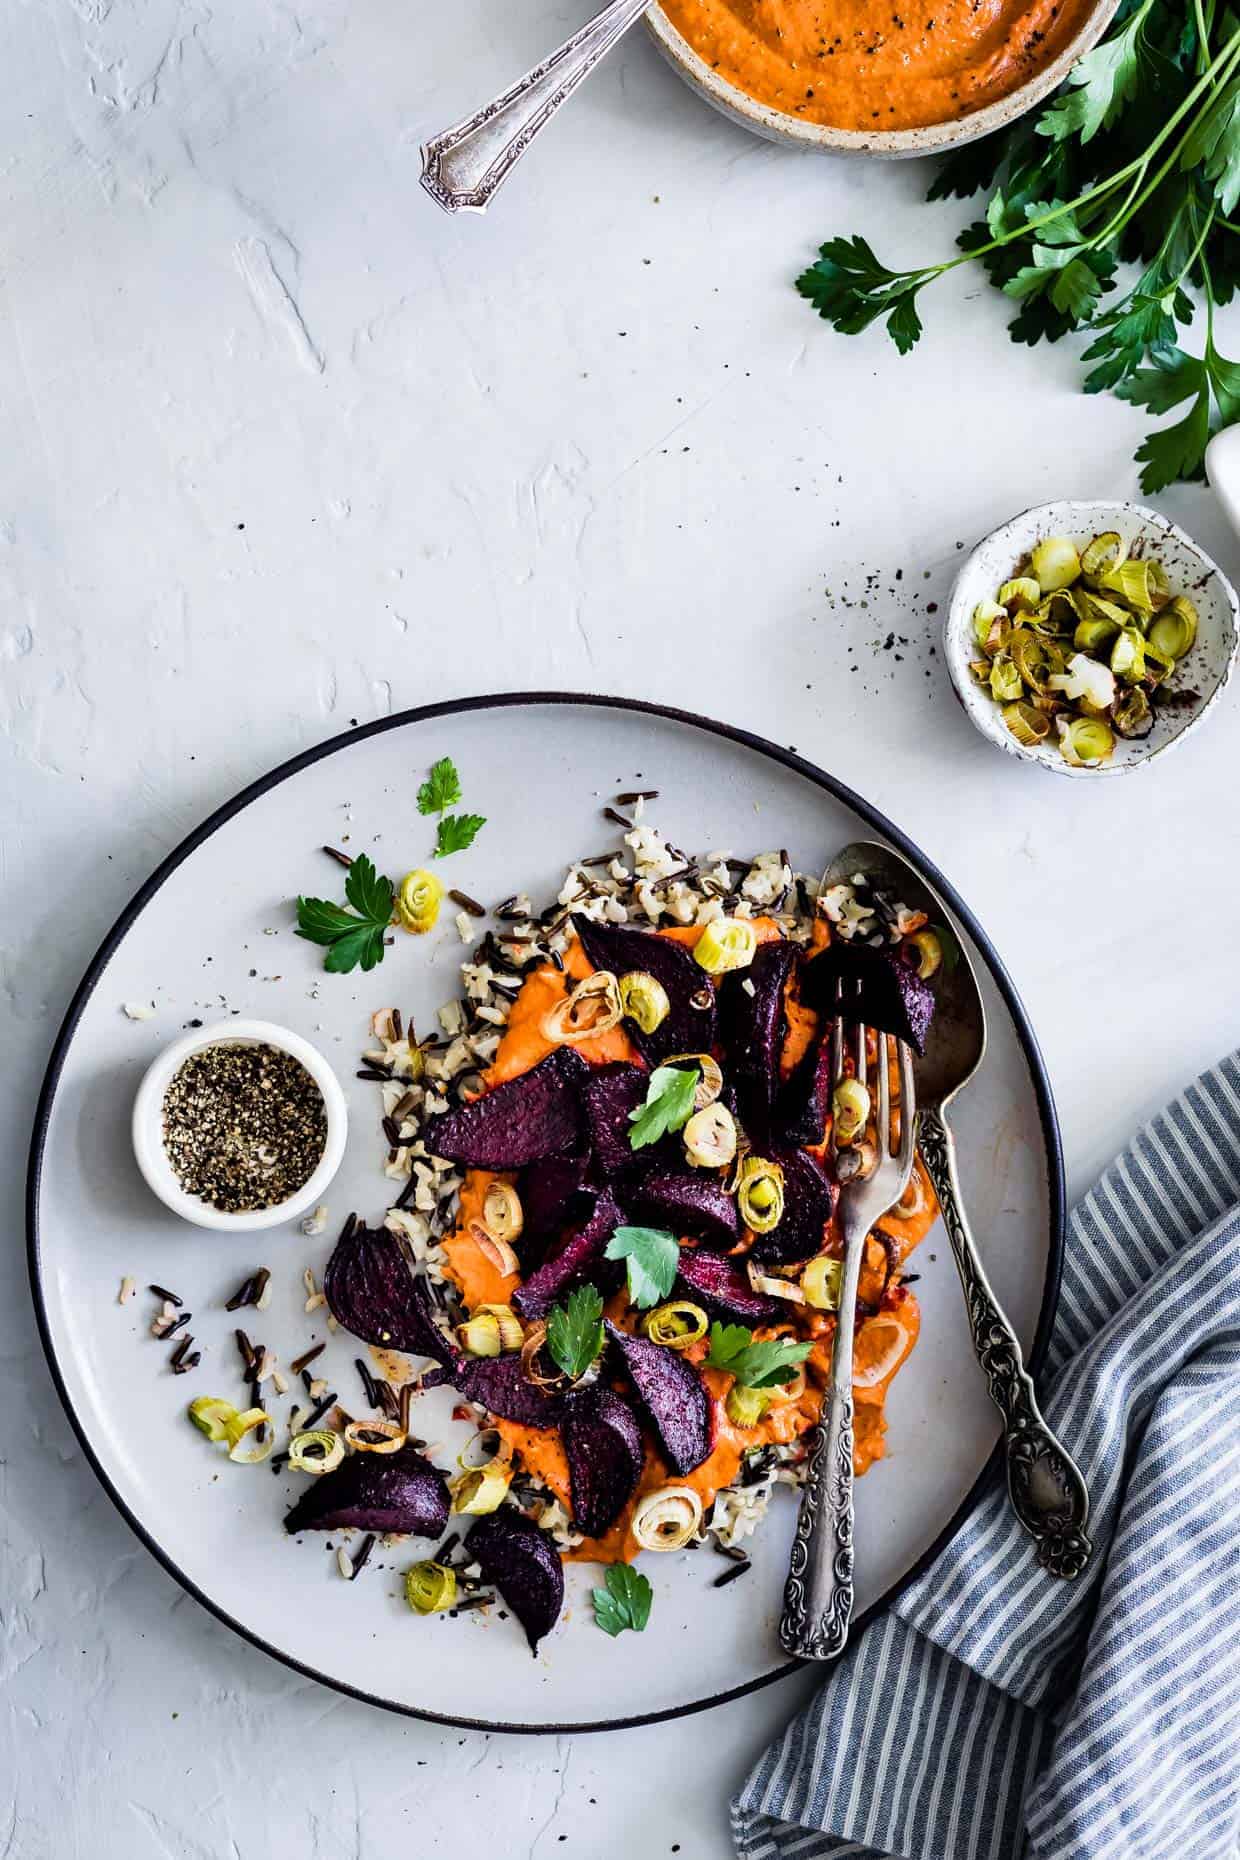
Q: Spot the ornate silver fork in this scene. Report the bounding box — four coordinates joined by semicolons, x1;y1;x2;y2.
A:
780;982;917;1661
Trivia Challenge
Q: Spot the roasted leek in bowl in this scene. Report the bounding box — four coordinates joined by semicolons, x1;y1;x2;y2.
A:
945;502;1239;778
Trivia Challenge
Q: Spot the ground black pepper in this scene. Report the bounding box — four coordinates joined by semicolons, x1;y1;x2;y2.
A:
162;1042;326;1212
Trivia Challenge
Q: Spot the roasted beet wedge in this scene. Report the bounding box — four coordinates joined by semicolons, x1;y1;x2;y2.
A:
284;1445;450;1539
803;941;935;1055
635;1171;741;1248
325;1221;453;1364
467;1510;565;1653
582;1062;649;1179
426;1046;588;1168
561;1386;645;1537
512;1189;624;1321
456;1351;565;1428
775;1032;833;1148
719;939;798;1133
518;1151;591;1246
674;1248;781;1325
604;1320;712;1476
571;914;716;1063
747;1147;836;1266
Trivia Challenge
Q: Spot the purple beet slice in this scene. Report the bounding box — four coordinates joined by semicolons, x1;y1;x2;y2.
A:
604;1320;712;1476
775;1032;833;1148
719;939;798;1133
582;1062;650;1179
456;1351;565;1428
512;1189;624;1321
284;1445;450;1539
675;1248;781;1325
571;914;716;1063
803;941;935;1055
426;1046;588;1168
467;1510;565;1653
518;1151;591;1251
635;1171;741;1248
747;1147;836;1266
561;1386;645;1536
325;1221;454;1365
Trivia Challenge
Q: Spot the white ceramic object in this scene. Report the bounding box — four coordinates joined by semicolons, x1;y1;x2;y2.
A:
29;697;1062;1731
131;1019;348;1232
644;0;1121;158
1206;425;1240;537
944;500;1239;778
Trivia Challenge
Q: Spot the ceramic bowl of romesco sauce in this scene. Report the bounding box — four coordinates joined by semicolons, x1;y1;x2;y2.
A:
644;0;1121;156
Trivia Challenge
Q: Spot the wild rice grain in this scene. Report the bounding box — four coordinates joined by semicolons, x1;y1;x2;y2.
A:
290;1342;325;1376
712;1559;752;1588
448;889;485;917
336;1548;353;1579
148;1284;183;1306
349;1533;376;1579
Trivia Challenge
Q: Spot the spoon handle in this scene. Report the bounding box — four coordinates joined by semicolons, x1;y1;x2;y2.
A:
917;1106;1093;1579
420;0;651;215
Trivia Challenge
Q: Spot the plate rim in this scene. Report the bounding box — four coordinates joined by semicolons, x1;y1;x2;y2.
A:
26;690;1066;1735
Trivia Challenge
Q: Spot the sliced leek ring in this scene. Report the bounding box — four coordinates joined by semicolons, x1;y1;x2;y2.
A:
541;970;623;1044
344;1419;407;1453
683;1101;737;1169
619;971;671;1035
289;1428;345;1475
692;918;758;976
631;1485;704;1552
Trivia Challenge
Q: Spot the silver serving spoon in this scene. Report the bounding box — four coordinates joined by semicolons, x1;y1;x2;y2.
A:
421;0;651;215
824;840;1093;1580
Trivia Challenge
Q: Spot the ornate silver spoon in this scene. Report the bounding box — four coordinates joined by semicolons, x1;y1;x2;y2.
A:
421;0;650;215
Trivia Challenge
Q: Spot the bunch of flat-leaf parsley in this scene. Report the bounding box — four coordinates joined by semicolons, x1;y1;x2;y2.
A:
797;0;1240;491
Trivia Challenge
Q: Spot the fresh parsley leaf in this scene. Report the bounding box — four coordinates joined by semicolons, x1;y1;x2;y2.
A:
434;812;487;858
545;1284;604;1381
705;1321;813;1391
1036;0;1151;144
627;1065;700;1151
295;853;394;975
1116;330;1240;491
605;1226;680;1311
417;757;462;817
1179;67;1240;214
796;235;932;355
592;1563;653;1637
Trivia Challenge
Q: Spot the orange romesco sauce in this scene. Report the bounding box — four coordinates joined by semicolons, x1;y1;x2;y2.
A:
659;0;1094;133
437;917;936;1562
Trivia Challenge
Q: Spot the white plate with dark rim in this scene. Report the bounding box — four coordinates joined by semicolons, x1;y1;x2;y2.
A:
27;694;1064;1733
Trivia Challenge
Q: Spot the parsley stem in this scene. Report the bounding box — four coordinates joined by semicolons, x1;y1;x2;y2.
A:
938;23;1240;281
1219;217;1240;236
1194;0;1210;69
1174;202;1218;293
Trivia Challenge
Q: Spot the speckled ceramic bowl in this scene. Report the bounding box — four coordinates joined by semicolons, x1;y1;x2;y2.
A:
944;501;1239;779
645;0;1122;157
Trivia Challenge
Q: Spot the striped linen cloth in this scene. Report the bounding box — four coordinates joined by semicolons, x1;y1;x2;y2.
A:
733;1053;1240;1860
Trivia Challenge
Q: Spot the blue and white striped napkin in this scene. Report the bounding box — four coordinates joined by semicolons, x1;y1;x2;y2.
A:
733;1054;1240;1860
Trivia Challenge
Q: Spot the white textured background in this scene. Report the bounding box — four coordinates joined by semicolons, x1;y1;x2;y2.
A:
4;3;1239;1854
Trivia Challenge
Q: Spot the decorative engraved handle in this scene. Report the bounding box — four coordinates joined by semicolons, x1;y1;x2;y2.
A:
918;1106;1093;1579
780;1219;866;1659
420;0;650;214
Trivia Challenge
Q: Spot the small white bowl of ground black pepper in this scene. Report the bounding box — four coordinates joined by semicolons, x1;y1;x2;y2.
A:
132;1020;348;1231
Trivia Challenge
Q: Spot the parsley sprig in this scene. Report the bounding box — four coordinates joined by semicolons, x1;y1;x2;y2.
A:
592;1563;653;1636
705;1321;813;1390
797;0;1240;489
605;1225;681;1310
417;756;486;859
545;1284;605;1381
295;853;395;974
628;1065;699;1151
